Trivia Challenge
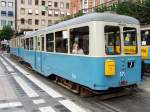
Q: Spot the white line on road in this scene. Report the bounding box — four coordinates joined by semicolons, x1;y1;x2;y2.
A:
0;57;14;72
2;55;29;75
39;106;56;112
0;102;22;109
14;76;39;98
3;55;63;98
6;66;14;72
0;57;8;66
2;55;89;112
33;99;46;104
59;100;89;112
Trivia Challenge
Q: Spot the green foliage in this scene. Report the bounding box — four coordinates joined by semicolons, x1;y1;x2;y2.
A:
0;26;14;40
62;0;150;24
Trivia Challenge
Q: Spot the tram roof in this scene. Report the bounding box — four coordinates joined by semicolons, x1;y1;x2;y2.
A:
25;12;139;37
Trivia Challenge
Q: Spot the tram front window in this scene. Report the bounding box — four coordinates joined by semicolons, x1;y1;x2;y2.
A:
141;30;150;46
105;26;121;55
123;27;137;54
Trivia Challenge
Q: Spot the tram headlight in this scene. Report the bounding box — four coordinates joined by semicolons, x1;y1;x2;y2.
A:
105;59;115;76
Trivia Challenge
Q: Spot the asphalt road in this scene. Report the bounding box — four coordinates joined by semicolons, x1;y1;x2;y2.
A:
1;53;150;112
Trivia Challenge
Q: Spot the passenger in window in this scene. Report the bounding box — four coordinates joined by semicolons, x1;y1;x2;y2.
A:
124;33;130;45
72;42;84;55
72;42;78;54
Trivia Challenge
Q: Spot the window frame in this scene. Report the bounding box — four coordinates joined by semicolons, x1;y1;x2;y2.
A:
1;1;6;7
123;27;138;55
46;33;54;52
55;30;69;53
69;26;90;55
104;25;121;55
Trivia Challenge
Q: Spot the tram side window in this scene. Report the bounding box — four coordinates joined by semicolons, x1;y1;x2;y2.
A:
21;39;24;48
55;31;68;53
70;26;89;55
42;37;44;51
46;33;54;52
141;30;150;46
25;38;29;50
30;37;33;50
123;27;137;54
105;26;121;55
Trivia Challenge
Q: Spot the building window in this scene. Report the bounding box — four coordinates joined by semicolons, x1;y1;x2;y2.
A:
1;11;6;16
21;18;25;24
21;0;25;4
54;2;58;7
8;2;13;7
41;11;46;16
48;20;52;26
55;31;68;53
8;21;13;26
54;10;59;16
42;0;45;5
1;20;6;26
67;12;70;16
28;19;32;25
35;19;39;25
48;10;52;16
70;26;89;55
35;10;39;15
48;1;52;6
35;0;38;5
28;0;32;5
66;3;69;9
60;11;64;17
1;1;6;7
41;19;45;25
8;11;14;17
46;33;54;52
21;8;25;15
60;2;64;8
28;9;32;15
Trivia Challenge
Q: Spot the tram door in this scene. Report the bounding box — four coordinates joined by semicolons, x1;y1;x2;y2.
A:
35;36;42;72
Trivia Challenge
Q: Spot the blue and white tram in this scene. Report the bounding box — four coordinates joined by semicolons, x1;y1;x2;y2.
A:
10;13;141;91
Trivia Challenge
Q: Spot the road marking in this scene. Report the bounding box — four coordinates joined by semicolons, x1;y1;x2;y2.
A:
27;75;63;98
2;56;29;75
6;66;14;72
0;102;22;109
39;106;56;112
59;100;88;112
3;55;63;98
143;87;150;92
33;99;46;104
14;76;39;98
0;57;8;66
3;56;89;112
0;57;14;72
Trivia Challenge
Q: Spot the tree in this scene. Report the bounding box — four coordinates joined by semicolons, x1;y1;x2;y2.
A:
0;26;14;40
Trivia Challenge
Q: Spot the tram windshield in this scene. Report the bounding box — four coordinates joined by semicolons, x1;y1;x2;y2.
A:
105;26;121;55
123;27;137;54
141;30;150;46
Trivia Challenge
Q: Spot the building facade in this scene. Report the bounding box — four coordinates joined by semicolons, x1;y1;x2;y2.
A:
0;0;15;30
70;0;105;14
16;0;71;32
